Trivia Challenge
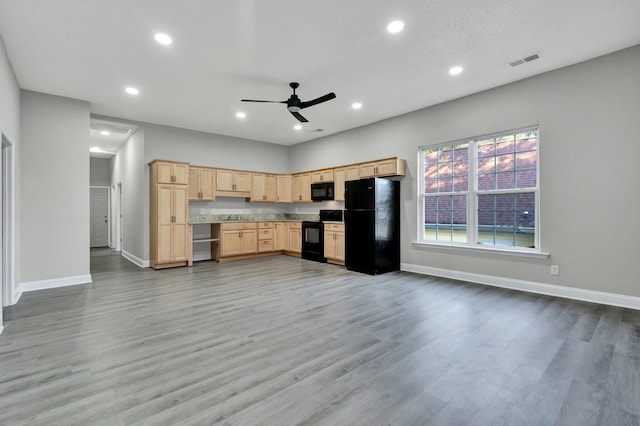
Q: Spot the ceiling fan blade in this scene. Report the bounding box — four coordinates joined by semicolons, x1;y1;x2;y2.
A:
300;92;336;109
290;111;309;122
241;99;287;103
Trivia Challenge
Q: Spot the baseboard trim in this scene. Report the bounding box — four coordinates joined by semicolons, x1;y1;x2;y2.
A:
12;287;23;305
401;263;640;310
192;253;212;262
122;250;150;268
19;274;92;296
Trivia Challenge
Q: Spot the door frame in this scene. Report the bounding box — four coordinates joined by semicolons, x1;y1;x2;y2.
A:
115;182;123;252
89;186;111;248
1;132;16;315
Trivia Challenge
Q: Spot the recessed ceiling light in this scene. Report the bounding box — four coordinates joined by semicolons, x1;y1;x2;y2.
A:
90;147;108;153
125;87;139;95
236;112;246;119
154;33;172;45
100;130;110;136
352;102;363;110
294;124;303;130
449;66;464;76
387;20;404;34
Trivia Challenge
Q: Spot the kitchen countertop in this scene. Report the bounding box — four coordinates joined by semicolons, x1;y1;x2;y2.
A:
190;213;319;224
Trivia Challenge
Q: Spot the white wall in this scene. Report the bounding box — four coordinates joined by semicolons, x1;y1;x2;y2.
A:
20;90;90;284
90;157;111;187
290;45;640;299
111;128;145;263
0;34;20;318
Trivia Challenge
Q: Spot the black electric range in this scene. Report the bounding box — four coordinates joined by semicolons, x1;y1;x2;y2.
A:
301;210;343;262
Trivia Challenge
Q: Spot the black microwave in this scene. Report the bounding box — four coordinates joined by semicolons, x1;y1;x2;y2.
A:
311;182;334;201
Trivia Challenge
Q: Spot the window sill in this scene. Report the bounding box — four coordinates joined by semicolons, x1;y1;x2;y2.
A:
411;241;550;259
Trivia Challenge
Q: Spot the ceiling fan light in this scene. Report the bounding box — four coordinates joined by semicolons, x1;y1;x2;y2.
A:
288;106;301;113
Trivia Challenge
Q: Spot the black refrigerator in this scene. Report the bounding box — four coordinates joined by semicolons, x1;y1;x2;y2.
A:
345;177;400;275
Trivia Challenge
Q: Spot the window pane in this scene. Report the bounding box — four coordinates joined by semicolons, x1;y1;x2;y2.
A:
453;176;468;192
478;172;495;191
477;193;535;248
496;171;515;190
424;195;467;243
516;151;536;169
424;178;438;193
496;153;515;171
477;141;495;158
422;143;468;195
438;178;453;192
516;169;536;188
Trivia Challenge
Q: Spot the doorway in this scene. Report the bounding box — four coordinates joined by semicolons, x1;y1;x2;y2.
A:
90;187;109;247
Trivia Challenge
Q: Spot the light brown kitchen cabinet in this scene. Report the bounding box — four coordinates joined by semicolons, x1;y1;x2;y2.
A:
333;168;346;201
155;160;189;185
324;223;345;265
345;165;360;181
276;175;292;203
250;173;277;202
292;173;311;202
311;169;334;183
219;223;257;257
358;158;406;178
216;169;251;197
149;160;191;270
257;222;274;252
189;166;215;201
274;222;286;250
287;222;302;254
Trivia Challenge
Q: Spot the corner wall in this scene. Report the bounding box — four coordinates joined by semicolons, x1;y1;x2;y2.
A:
20;91;90;287
290;45;640;299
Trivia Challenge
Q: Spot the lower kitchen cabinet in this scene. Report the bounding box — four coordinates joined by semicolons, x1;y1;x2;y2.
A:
257;222;274;252
219;223;257;257
324;223;345;265
287;222;302;254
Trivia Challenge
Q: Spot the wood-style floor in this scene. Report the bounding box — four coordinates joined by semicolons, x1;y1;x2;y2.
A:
1;249;639;425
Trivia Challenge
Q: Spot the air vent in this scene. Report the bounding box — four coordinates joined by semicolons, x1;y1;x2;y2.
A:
510;52;541;67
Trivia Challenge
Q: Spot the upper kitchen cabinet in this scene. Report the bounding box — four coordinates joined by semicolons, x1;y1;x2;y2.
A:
216;169;251;197
291;172;311;202
250;173;277;202
334;167;346;201
189;166;215;201
276;175;292;203
345;164;360;181
358;157;406;179
154;160;189;185
311;169;334;183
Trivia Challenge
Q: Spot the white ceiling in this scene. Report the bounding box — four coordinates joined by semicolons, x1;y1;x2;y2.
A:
1;0;639;147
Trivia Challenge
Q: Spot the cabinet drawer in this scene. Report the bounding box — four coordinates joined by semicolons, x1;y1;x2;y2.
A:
258;222;273;229
324;223;344;232
221;222;257;231
258;239;274;252
288;222;301;230
258;228;274;239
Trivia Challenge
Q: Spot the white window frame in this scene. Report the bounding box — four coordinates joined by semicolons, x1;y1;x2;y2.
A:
417;126;544;257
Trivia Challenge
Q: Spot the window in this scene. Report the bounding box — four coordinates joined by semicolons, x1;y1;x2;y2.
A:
420;127;539;250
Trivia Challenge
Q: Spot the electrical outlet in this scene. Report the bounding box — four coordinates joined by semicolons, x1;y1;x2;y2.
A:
550;265;559;276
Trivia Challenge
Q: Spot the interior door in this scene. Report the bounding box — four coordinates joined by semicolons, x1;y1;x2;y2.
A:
90;187;109;247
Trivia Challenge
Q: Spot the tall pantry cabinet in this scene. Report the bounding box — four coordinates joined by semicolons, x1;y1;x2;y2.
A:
150;160;192;269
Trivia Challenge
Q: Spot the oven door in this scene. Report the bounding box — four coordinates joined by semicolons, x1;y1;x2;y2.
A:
301;221;326;262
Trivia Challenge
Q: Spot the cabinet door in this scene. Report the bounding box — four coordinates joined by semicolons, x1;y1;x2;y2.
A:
358;162;377;178
156;185;174;263
264;174;277;202
334;168;346;201
235;171;252;192
274;223;285;250
188;168;200;200
335;232;345;261
157;162;174;184
251;173;266;201
345;165;359;181
216;169;234;191
200;168;215;200
173;164;189;184
221;231;242;256
173;186;189;261
277;175;292;202
240;230;257;254
292;175;302;201
300;173;311;202
289;229;302;253
324;230;336;259
376;159;398;176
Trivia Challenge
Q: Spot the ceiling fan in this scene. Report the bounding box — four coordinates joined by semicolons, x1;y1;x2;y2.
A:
241;82;336;123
